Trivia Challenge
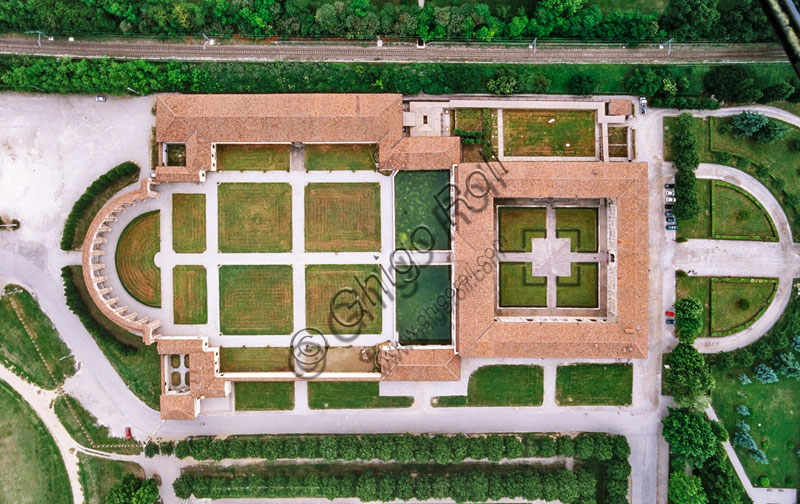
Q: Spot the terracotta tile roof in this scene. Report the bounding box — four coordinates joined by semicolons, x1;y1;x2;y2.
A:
156;337;205;355
380;348;461;381
383;136;461;171
454;161;649;360
608;99;633;116
160;394;197;420
188;350;227;398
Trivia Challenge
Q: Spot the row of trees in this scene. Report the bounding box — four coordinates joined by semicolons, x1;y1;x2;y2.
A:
670;113;702;220
0;0;771;42
166;432;628;464
106;473;158;504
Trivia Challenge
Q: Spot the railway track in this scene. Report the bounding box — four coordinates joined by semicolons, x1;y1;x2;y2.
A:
0;36;789;64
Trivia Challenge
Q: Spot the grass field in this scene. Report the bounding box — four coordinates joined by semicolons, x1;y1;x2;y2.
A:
555;364;632;406
305;183;380;252
306;265;382;335
713;182;777;241
54;394;142;454
220;347;292;372
498;262;548;307
0;285;74;390
0;380;72;504
173;266;207;325
219;265;293;335
395;170;451;251
607;126;627;145
216;144;290;171
712;363;800;487
434;365;543;407
455;108;483;131
218;183;292;253
78;454;144;504
115;210;161;307
307;381;413;409
676;179;712;240
234;381;295;410
503;109;596;157
305;143;376;171
172;193;206;253
396;265;452;345
556;262;599;308
498;207;546;252
555;207;598;252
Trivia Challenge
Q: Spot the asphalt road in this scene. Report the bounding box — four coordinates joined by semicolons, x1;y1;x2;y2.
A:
0;35;790;64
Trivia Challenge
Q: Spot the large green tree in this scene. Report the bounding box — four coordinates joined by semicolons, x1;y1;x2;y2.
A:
662;408;718;467
669;472;709;504
665;343;715;400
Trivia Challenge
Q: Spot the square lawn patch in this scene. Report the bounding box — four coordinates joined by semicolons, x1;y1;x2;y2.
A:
304;144;376;171
503;109;596;157
556;262;598;308
218;183;291;253
172;193;206;253
219;265;293;335
395;171;451;251
234;382;294;411
396;265;451;345
307;381;412;409
555;207;598;252
305;183;380;252
306;265;382;335
498;207;546;252
219;347;292;373
498;263;547;307
556;363;632;405
173;266;207;325
216;144;290;171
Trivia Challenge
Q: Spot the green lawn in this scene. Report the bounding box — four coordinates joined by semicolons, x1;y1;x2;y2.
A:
713;182;777;241
498;206;546;252
216;144;290;171
454;108;483;131
556;262;599;308
66;266;161;409
434;365;543;407
219;347;292;373
218;183;292;253
234;381;295;411
219;265;293;335
172;193;206;253
304;143;376;171
115;210;161;307
0;285;74;390
173;266;207;325
395;170;451;251
305;183;381;252
676;274;712;338
555;207;598;252
712;363;800;488
555;364;633;406
307;381;413;409
78;454;144;504
396;265;452;345
503;109;596;157
0;380;72;504
498;262;548;307
54;394;142;454
306;264;382;335
676;179;712;240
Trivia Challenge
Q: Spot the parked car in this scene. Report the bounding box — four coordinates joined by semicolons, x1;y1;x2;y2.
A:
665;311;675;317
95;95;106;102
666;319;676;325
125;427;132;439
665;204;674;210
666;216;675;223
665;196;676;204
665;189;675;197
665;183;675;189
639;97;647;114
665;210;674;217
666;224;677;230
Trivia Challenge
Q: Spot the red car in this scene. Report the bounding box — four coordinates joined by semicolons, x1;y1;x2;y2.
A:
125;427;132;440
665;311;675;317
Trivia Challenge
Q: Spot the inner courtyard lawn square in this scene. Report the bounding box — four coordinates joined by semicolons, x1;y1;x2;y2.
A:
306;265;382;336
497;207;546;252
555;207;598;253
304;143;376;171
396;265;452;345
219;265;293;335
304;183;381;252
498;262;548;307
217;182;292;253
394;170;451;251
216;144;290;172
503;109;596;157
556;262;599;308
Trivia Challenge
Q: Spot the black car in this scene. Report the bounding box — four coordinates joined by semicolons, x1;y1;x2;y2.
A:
665;204;674;210
664;183;675;189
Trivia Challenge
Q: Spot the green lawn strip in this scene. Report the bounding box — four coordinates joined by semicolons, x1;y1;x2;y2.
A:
675;274;712;338
304;183;381;252
555;363;633;406
556;262;599;308
712;364;800;487
115;210;161;307
173;266;208;325
78;453;144;504
219;347;292;373
0;380;72;504
304;144;376;171
216;144;290;171
65;266;161;409
455;108;483;131
497;207;546;252
394;170;451;251
498;262;547;307
234;381;295;411
676;179;712;240
308;381;413;409
396;265;452;345
172;193;206;253
710;278;777;335
555;207;598;252
663;116;714;163
503;109;596;157
305;264;382;335
712;181;778;241
54;395;142;454
0;285;74;390
219;265;293;335
434;365;543;407
217;183;292;253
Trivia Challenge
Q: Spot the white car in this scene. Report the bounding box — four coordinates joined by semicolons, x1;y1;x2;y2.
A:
665;189;675;197
665;196;676;204
95;95;106;102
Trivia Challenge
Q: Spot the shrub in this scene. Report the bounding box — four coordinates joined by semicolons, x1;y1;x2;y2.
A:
736;405;750;416
714;351;734;371
735;348;755;367
662;408;718;467
754;363;779;384
731;111;768;137
755;164;770;178
754;120;790;144
736;156;751;170
175;440;190;459
759;475;770;486
737;298;751;310
568;74;596;95
144;441;159;458
160;441;175;456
